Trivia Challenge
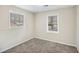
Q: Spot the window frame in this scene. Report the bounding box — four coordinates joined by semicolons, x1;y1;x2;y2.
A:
47;14;59;33
9;10;25;29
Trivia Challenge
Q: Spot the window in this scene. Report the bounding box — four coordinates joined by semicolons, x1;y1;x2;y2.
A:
47;14;59;33
9;11;24;28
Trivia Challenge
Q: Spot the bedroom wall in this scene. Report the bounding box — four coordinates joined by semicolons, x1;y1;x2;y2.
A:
76;6;79;52
35;7;76;46
0;5;34;52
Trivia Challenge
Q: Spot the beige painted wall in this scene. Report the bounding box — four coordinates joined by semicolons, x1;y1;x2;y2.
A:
35;7;76;46
76;6;79;51
0;5;34;52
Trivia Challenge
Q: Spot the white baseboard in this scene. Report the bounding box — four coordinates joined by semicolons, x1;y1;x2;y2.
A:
0;36;33;53
35;37;76;47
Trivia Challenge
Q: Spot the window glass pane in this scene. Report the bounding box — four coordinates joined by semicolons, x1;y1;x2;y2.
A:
48;15;58;32
10;12;24;27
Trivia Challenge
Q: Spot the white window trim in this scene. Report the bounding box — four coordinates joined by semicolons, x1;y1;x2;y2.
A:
8;10;25;29
47;14;59;33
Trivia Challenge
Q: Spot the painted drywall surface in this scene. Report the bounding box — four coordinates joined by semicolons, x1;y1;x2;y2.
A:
35;7;76;46
0;6;34;52
76;6;79;51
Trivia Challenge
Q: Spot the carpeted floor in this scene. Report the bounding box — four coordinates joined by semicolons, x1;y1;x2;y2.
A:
3;38;78;53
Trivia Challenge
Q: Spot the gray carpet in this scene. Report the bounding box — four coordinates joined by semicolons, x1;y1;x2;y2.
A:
3;38;78;53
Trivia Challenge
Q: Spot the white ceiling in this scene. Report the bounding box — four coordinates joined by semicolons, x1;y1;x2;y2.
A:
15;5;74;13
